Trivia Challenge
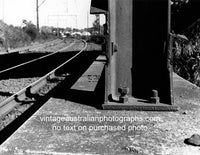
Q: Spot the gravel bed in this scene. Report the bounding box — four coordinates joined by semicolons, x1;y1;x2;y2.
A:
0;103;34;130
28;40;102;53
0;77;40;102
30;40;64;52
0;77;40;131
29;39;74;53
0;75;65;131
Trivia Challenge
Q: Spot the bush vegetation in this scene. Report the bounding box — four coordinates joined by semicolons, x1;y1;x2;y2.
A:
172;0;200;86
0;20;57;50
172;22;200;86
0;20;31;49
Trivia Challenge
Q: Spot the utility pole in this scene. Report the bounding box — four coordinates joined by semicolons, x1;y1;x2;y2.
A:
95;14;100;34
87;11;89;30
36;0;39;32
76;15;77;29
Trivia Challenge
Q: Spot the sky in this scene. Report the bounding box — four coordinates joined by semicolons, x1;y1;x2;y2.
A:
0;0;105;29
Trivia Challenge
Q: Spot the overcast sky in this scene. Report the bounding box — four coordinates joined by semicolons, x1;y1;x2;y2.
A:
0;0;104;29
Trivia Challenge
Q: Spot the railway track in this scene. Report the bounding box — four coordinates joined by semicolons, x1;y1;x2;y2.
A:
0;41;76;79
0;39;73;72
0;39;99;134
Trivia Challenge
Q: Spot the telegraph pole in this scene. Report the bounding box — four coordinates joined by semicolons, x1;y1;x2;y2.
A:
87;11;89;29
36;0;39;32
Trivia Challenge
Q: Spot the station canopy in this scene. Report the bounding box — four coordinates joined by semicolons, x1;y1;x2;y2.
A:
90;0;108;14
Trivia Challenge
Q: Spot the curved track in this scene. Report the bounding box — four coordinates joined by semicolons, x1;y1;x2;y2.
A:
0;39;75;74
0;39;102;144
0;39;87;119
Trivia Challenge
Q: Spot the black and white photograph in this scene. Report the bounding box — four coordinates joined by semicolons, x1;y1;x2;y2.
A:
0;0;200;154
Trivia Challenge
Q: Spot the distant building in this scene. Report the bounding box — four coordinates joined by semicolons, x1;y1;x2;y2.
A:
71;32;82;37
82;31;91;36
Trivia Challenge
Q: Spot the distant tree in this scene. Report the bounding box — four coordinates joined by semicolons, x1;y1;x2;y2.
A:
72;28;79;32
41;26;52;34
65;27;72;32
22;20;38;41
40;26;53;39
92;15;100;34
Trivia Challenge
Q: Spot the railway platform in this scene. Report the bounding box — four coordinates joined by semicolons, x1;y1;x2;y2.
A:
1;72;200;154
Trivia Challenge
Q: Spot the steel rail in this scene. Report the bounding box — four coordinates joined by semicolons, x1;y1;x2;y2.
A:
0;40;76;75
0;40;87;117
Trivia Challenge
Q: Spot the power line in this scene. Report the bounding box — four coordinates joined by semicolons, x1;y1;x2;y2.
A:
39;0;47;8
